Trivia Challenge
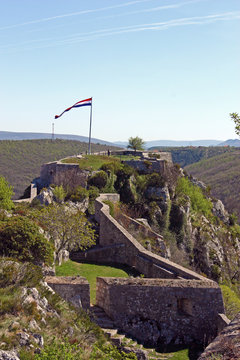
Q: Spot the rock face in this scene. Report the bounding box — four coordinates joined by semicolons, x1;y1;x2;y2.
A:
198;312;240;360
212;199;229;224
36;187;54;205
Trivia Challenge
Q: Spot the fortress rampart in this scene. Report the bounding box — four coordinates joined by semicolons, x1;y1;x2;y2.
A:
96;277;225;346
70;194;227;346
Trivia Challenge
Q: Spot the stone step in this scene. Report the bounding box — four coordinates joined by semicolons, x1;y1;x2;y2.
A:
96;320;115;329
111;334;125;347
102;328;118;337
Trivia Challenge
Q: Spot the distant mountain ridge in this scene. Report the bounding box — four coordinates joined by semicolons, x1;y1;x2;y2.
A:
217;139;240;147
116;139;224;148
0;131;122;147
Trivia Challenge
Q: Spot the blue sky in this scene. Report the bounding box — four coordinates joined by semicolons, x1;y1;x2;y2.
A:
0;0;239;142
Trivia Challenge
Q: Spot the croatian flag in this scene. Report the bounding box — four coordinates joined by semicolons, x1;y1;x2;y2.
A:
55;97;92;119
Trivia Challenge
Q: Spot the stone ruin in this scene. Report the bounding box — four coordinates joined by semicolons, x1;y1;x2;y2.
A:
55;194;228;348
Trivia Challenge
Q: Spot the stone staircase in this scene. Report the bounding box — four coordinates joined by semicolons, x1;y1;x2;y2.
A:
90;305;174;360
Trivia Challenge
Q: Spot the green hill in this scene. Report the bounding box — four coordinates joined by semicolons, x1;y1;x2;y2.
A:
0;139;119;199
185;150;240;219
149;146;235;167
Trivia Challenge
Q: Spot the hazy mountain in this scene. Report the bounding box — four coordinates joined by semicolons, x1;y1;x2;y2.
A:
115;139;223;148
0;131;121;147
217;139;240;147
147;139;223;148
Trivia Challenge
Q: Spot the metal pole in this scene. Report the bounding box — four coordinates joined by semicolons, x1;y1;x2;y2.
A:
88;98;93;155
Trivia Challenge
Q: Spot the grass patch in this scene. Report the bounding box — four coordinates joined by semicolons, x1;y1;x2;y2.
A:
169;349;189;359
56;260;129;303
62;155;120;171
220;284;240;319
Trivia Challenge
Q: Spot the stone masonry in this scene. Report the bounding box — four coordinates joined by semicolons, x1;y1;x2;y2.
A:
46;276;90;309
96;277;225;346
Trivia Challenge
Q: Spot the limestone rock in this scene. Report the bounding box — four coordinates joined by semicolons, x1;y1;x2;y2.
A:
29;320;41;331
36;187;54;205
190;177;207;190
0;350;20;360
213;199;229;223
145;186;170;202
17;331;30;346
33;334;44;347
57;249;69;266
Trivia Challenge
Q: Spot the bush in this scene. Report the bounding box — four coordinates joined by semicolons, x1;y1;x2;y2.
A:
53;185;66;203
176;177;212;217
0;176;14;210
146;173;165;188
0;216;54;265
101;161;121;174
88;186;99;201
69;186;88;203
88;171;108;189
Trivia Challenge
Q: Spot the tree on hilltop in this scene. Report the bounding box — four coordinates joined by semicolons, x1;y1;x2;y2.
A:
230;112;240;137
127;136;145;152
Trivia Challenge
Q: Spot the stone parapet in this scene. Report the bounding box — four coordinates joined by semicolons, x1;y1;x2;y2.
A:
95;196;210;281
46;276;90;309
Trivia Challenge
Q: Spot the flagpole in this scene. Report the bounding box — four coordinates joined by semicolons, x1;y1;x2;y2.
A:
88;98;93;155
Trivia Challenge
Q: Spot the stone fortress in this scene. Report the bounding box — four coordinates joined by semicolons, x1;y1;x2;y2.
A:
24;150;234;352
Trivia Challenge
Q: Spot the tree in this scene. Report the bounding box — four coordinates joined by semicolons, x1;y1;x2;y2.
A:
127;136;145;152
230;112;240;137
0;216;54;265
37;204;96;260
0;176;14;210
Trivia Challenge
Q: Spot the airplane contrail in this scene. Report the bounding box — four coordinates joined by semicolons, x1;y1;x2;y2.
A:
1;11;239;52
0;0;155;31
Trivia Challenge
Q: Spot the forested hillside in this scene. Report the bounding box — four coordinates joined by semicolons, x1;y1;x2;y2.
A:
0;139;119;199
149;146;234;167
185;150;240;219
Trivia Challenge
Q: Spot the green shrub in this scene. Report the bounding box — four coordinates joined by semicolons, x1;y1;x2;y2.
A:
101;161;121;174
103;200;115;217
176;177;212;217
34;339;83;360
53;185;66;203
88;171;108;189
0;176;14;210
220;284;240;319
69;186;88;203
146;173;165;188
0;216;54;265
88;186;99;201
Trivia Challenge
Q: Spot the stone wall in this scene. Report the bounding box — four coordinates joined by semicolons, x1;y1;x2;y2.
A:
93;195;208;280
96;277;225;346
46;276;90;309
38;161;89;191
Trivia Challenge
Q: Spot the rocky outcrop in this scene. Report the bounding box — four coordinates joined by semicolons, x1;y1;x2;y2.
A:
0;350;20;360
213;199;229;224
198;312;240;360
